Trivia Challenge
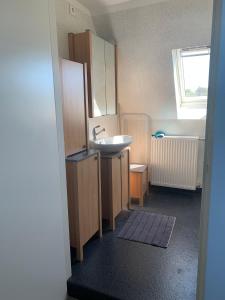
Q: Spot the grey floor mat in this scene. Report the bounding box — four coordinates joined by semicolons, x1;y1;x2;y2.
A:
117;210;176;248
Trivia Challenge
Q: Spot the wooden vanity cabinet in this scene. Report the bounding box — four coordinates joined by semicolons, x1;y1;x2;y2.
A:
60;60;102;262
68;31;117;118
101;149;130;230
66;151;102;262
121;150;130;210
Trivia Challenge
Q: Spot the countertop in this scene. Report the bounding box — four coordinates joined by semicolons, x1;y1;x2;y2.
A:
66;149;99;163
66;147;129;162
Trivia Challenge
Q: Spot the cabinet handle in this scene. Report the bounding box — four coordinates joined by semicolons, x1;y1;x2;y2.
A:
82;145;86;148
94;155;98;160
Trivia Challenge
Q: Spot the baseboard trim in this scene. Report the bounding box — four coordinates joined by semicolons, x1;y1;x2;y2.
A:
149;183;202;194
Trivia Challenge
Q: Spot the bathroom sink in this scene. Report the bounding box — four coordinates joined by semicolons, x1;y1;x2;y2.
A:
90;135;133;153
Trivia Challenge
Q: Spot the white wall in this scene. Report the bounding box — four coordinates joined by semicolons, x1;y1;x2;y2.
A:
93;0;212;122
120;114;151;165
55;0;120;137
89;115;120;139
55;0;96;59
0;1;70;299
92;0;213;185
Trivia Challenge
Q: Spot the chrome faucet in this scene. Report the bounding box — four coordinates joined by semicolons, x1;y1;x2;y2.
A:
92;125;106;140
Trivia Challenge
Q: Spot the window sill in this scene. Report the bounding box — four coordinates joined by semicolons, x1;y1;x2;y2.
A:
177;107;207;120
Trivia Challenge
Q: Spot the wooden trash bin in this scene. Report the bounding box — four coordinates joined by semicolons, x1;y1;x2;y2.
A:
130;164;149;206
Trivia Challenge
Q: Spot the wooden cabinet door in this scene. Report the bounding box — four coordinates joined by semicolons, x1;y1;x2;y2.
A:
91;34;106;117
111;156;122;217
77;155;99;245
100;158;111;220
121;150;129;209
105;41;116;115
61;59;87;156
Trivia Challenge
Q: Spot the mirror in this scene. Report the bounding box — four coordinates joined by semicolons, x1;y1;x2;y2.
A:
91;34;116;117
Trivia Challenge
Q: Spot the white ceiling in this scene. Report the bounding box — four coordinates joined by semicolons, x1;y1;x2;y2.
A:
78;0;169;15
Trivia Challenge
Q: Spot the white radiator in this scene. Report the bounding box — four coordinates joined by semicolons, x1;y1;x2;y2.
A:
150;136;199;190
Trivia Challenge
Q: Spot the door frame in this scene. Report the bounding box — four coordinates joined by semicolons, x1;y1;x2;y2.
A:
197;1;225;299
48;0;72;278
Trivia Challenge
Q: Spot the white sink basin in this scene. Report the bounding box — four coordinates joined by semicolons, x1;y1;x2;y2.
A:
90;135;133;153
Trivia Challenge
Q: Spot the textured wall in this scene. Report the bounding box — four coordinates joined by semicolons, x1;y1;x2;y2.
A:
120;114;151;165
93;0;212;123
92;0;213;185
89;115;120;139
55;0;95;59
55;0;120;138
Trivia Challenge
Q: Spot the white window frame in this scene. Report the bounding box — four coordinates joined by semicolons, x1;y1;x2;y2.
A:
172;46;210;110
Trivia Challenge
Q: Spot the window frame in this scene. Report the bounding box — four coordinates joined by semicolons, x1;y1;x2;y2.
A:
172;46;210;109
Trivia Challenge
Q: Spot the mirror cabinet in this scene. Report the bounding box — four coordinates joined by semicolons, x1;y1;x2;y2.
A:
68;30;117;118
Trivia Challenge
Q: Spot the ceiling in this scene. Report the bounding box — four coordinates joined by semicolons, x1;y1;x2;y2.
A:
78;0;169;15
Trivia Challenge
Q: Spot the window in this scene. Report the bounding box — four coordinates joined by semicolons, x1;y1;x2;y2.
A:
172;46;210;119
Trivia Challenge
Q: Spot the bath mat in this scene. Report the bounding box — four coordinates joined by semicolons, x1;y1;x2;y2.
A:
117;211;176;248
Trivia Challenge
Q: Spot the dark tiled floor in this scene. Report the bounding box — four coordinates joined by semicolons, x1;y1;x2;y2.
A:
68;187;201;300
